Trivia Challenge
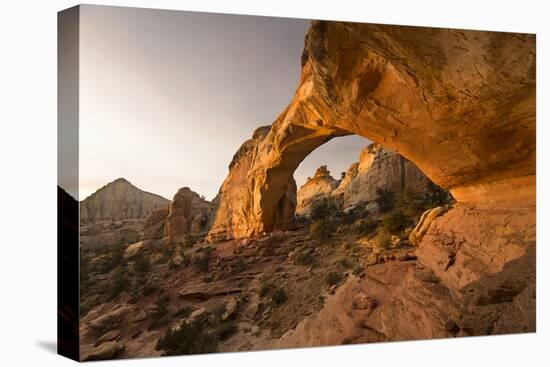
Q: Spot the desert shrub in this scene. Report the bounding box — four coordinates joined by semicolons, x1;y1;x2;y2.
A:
158;245;174;264
374;229;392;250
193;251;212;272
175;306;192;318
271;288;288;305
107;267;128;301
143;283;159;296
155;316;217;355
352;264;364;275
310;197;338;220
183;235;196;248
168;260;180;270
380;210;411;234
215;322;237;341
232;258;247;273
326;272;343;286
258;281;273;297
309;219;334;242
354;217;378;236
148;293;170;330
100;243;126;274
134;253;150;273
337;257;353;269
295;248;315;266
295;214;308;225
80;254;91;297
394;190;425;218
375;187;395;213
424;181;453;207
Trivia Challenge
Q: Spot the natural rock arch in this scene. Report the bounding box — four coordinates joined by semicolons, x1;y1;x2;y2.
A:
207;21;535;241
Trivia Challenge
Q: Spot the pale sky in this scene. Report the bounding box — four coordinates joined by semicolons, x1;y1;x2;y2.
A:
79;5;369;201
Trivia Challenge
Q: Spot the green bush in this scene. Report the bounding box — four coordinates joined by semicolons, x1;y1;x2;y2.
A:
354;217;377;236
232;258;247;273
424;181;453;207
272;288;288;305
99;243;126;274
337;257;353;269
374;229;392;250
155;316;217;355
158;246;174;264
175;306;192;318
310;197;338;220
258;281;273;297
193;252;212;272
107;267;128;301
134;253;150;273
326;272;343;286
295;248;315;266
309;219;333;242
183;235;196;248
143;283;159;296
380;210;411;234
148;293;170;330
215;322;237;341
375;187;395;213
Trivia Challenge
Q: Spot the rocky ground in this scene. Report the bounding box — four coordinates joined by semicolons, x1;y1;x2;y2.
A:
79;214;418;360
78;199;535;361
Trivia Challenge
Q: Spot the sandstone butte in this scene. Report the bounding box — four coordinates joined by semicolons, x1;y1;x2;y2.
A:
207;21;535;241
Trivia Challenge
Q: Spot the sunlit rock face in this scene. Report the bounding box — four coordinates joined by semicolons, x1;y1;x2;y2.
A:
335;143;430;210
296;143;431;216
208;21;535;240
296;166;340;216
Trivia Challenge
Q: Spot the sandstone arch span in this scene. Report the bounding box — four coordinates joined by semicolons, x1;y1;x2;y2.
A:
207;21;535;241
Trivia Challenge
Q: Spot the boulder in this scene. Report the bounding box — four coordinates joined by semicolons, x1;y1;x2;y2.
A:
123;241;144;259
352;293;377;313
222;298;238;321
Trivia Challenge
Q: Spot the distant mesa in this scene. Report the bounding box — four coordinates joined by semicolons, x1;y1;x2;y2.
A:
80;178;171;223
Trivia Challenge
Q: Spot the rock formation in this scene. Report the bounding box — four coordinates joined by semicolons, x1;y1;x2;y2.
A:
207;21;535;240
142;206;170;240
164;187;213;243
142;187;213;243
80;178;170;223
207;126;297;241
296;143;432;215
338;144;430;209
296;166;339;216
